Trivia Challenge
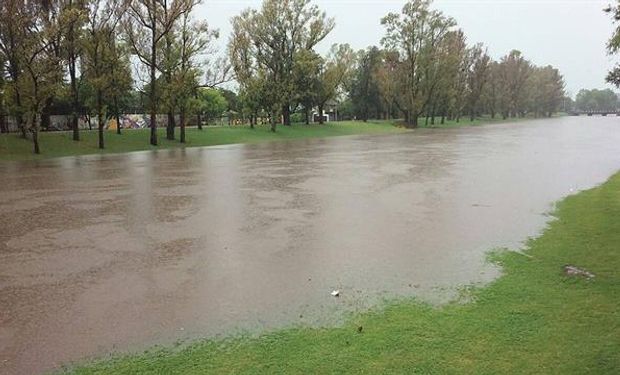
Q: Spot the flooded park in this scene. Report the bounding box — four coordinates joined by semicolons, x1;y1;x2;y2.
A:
0;117;619;374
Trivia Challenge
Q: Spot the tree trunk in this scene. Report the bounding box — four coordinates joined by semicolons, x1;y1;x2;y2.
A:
32;127;40;154
180;109;186;144
114;96;121;135
318;104;324;124
41;98;52;131
305;107;310;125
282;104;291;126
18;114;26;139
197;113;203;130
29;111;40;154
97;91;105;149
270;112;276;132
149;4;158;146
69;35;80;142
167;112;175;140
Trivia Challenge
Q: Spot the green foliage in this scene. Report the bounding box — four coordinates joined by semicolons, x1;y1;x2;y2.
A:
350;47;383;121
605;3;620;86
381;0;456;127
575;88;619;112
229;0;335;128
196;88;228;123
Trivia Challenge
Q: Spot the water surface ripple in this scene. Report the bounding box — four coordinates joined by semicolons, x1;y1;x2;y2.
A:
1;117;619;374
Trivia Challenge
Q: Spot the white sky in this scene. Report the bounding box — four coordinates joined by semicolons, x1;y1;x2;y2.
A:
198;0;619;97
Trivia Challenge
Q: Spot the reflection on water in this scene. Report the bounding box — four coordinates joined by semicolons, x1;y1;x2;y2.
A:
1;117;620;374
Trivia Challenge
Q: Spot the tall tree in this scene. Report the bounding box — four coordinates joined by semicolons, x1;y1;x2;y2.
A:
18;2;62;153
497;50;531;118
82;0;130;149
350;47;382;122
124;0;198;146
173;12;218;143
293;49;322;124
59;0;88;141
575;89;618;112
0;0;30;138
466;44;490;121
229;0;334;131
381;0;455;127
315;43;355;124
526;65;564;117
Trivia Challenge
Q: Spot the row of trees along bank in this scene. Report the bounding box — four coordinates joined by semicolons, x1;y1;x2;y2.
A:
0;0;566;154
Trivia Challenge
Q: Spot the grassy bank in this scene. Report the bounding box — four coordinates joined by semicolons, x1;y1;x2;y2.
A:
0;121;403;161
0;115;560;161
65;172;620;374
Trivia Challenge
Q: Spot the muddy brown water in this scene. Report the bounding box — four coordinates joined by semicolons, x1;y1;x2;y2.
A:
1;117;620;374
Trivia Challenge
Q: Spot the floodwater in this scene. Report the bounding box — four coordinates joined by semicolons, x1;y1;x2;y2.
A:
1;117;620;374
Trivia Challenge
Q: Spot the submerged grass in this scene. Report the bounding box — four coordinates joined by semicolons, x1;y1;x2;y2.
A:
64;172;620;374
0;121;403;161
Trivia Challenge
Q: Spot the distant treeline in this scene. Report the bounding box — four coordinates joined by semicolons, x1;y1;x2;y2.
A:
0;0;567;154
572;89;620;112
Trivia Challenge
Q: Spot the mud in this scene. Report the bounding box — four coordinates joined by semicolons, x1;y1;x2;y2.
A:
1;117;619;374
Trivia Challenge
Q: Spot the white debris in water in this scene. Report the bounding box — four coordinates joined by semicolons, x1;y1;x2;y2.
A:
331;290;340;297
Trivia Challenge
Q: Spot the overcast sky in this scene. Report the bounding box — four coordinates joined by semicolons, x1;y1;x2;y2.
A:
198;0;618;97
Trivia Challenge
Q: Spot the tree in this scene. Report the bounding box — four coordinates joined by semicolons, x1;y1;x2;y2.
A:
0;50;6;133
381;0;456;127
82;0;130;149
375;49;401;120
575;89;619;112
444;30;470;123
196;88;227;125
124;0;198;146
526;65;564;117
293;49;322;124
229;0;334;131
481;61;501;119
605;3;620;86
58;0;88;141
466;44;490;121
17;2;63;154
350;47;382;122
173;11;218;143
315;44;355;124
238;76;267;128
497;50;531;118
0;0;31;138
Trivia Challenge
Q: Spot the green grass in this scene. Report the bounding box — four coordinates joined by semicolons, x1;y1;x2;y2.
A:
63;172;620;374
0;115;562;161
0;121;404;161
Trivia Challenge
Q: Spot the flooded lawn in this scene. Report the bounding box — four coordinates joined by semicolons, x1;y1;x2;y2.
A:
1;117;619;374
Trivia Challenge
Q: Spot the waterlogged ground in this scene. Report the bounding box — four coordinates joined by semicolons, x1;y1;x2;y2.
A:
1;117;619;374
